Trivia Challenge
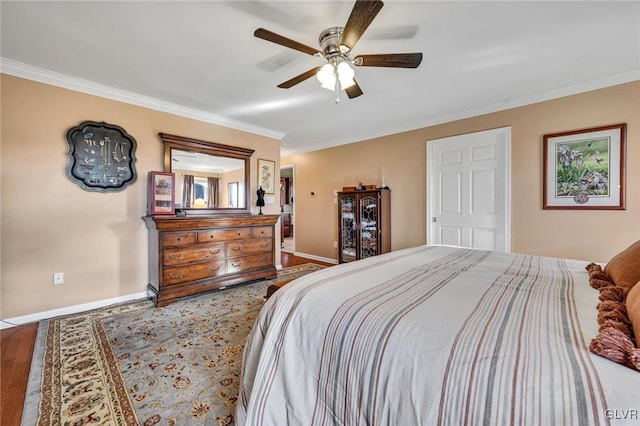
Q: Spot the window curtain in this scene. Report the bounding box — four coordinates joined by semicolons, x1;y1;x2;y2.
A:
182;174;194;208
207;177;219;208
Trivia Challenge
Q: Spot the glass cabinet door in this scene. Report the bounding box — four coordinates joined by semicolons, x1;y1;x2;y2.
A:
340;195;356;262
359;194;378;259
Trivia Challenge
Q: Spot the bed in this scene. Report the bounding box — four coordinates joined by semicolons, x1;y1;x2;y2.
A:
237;245;640;425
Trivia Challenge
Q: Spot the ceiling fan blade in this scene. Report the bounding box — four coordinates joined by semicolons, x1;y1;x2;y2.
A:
354;53;423;68
254;28;322;57
277;67;322;89
345;80;364;99
340;0;384;51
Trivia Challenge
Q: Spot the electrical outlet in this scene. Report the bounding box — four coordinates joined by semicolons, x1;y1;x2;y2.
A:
334;241;338;248
53;272;64;285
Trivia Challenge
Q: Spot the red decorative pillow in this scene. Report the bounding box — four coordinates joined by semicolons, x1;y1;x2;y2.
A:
604;240;640;291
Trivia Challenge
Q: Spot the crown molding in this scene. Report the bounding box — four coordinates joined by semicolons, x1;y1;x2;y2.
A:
0;58;285;141
281;67;640;157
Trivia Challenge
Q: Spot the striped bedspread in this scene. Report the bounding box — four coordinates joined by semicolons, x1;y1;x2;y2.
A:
237;246;640;425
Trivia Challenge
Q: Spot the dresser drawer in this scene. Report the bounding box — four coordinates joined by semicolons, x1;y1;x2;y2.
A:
163;242;225;266
163;261;226;286
156;220;199;231
226;238;272;257
252;226;273;238
227;253;273;274
198;228;251;243
161;232;196;247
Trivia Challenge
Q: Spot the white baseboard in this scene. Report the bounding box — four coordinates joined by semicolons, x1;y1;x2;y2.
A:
0;291;148;329
1;257;334;329
293;252;338;265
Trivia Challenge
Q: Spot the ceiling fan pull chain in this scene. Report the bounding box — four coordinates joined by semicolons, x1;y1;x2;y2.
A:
334;64;341;103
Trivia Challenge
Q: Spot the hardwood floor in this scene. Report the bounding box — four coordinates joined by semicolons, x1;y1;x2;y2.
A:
0;253;333;426
0;322;38;426
281;251;334;268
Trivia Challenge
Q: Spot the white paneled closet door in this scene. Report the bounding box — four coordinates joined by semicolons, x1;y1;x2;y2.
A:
427;127;511;252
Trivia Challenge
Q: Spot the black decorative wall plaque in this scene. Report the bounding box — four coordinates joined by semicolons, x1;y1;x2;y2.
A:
65;121;137;192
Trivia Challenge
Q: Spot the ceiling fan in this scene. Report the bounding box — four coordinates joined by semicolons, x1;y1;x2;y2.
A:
254;0;423;102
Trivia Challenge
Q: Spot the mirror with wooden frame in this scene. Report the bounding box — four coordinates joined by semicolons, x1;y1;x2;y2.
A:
159;133;254;214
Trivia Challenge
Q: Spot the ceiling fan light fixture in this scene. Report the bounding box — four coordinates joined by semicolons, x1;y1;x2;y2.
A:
337;61;356;89
317;63;336;90
317;61;355;91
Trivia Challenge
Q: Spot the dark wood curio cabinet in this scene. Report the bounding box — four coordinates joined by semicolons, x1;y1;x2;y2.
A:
337;188;391;263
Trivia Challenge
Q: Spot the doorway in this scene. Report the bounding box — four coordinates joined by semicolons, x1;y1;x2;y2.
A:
426;127;511;252
280;165;295;253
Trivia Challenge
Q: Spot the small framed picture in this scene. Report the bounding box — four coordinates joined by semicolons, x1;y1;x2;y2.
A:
257;158;276;194
148;171;175;215
543;123;626;210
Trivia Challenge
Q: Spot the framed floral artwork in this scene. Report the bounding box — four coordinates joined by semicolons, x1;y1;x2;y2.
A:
543;123;626;210
257;158;276;194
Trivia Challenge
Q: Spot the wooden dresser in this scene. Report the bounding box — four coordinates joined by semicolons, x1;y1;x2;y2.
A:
143;214;279;306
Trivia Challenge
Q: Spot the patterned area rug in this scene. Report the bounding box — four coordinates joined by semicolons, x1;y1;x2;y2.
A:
22;264;325;426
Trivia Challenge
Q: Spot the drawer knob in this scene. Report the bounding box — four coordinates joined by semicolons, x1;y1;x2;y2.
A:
168;272;185;280
168;254;184;260
209;249;220;255
260;242;268;248
177;237;181;241
237;232;241;236
209;265;220;272
231;246;241;252
232;262;241;267
210;235;214;239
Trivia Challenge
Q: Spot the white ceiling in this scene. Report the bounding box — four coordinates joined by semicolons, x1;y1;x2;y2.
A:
1;1;639;156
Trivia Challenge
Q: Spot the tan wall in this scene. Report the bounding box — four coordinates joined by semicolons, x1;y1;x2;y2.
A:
2;75;638;319
285;81;640;264
1;74;281;318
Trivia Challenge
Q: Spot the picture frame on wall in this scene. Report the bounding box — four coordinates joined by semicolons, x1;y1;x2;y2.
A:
65;121;138;192
543;123;626;210
148;171;175;215
257;158;276;194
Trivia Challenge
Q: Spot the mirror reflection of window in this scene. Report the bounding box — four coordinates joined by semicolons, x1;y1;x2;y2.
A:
171;149;245;209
